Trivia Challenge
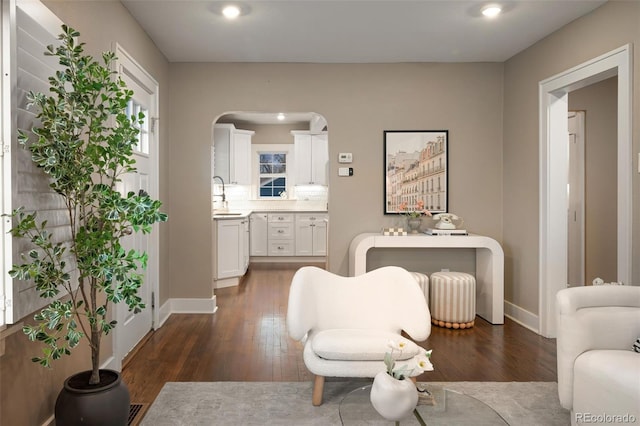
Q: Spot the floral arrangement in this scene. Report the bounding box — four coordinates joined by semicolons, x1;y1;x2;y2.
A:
384;340;434;380
399;200;432;219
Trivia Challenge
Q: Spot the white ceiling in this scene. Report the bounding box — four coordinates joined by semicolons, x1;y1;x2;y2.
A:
121;0;607;63
218;111;317;125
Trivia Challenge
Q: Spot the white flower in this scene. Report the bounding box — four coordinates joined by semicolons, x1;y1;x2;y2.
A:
383;346;434;380
414;354;434;372
387;339;407;351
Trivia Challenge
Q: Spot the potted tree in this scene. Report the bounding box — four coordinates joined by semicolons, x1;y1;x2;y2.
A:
8;25;167;425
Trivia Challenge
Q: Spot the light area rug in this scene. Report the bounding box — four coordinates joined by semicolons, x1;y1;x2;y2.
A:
141;381;570;426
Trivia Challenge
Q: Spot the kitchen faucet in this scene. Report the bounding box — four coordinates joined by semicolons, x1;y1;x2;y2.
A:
212;175;226;203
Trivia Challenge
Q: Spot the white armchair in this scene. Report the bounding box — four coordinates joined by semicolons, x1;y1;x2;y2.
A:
287;266;431;405
556;285;640;425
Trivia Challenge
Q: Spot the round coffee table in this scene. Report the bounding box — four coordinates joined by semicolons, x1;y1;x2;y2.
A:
339;384;509;425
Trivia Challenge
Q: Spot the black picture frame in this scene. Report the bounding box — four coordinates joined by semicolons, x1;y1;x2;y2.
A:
384;130;448;214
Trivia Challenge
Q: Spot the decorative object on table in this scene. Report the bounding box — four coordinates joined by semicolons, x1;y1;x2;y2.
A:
592;277;625;285
399;200;432;234
416;383;436;406
407;218;421;234
383;130;448;215
383;227;407;236
8;26;168;425
432;213;464;230
429;271;476;329
425;227;468;236
370;341;434;422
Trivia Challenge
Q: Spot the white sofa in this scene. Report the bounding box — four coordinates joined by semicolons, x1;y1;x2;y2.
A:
287;266;431;405
556;285;640;425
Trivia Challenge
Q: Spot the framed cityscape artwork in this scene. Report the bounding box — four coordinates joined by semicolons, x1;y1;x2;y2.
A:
384;130;448;214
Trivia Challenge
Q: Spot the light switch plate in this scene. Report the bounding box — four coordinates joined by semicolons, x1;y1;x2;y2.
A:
338;167;353;176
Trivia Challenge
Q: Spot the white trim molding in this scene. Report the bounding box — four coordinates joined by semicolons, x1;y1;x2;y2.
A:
539;44;633;338
157;297;218;328
504;301;539;334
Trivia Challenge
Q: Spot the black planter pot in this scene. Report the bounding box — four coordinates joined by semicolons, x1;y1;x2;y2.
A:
55;369;130;426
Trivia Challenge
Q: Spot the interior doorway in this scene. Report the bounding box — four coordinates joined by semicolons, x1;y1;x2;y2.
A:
539;45;632;338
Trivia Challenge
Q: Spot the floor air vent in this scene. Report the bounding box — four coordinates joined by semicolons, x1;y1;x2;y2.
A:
128;403;148;426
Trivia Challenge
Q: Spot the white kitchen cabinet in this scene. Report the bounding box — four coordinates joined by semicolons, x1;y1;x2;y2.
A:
250;213;268;256
215;217;249;279
267;213;295;256
292;131;328;185
213;124;254;185
295;213;328;256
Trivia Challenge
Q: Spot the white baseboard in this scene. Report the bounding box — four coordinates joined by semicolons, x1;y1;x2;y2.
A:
101;355;118;371
158;298;173;328
504;300;540;334
215;277;240;289
250;256;326;263
158;296;218;323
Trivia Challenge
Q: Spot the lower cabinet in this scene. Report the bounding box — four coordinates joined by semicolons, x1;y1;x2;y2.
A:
267;213;295;256
295;213;328;256
250;213;268;256
215;217;249;279
250;212;328;257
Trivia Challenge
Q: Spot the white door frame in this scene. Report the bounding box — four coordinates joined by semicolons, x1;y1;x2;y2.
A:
567;111;585;287
111;44;160;369
538;44;632;337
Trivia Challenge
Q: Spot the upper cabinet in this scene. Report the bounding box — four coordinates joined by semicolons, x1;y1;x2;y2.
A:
292;131;328;185
213;123;254;185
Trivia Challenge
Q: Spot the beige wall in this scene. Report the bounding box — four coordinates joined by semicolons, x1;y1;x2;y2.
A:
503;1;640;314
168;62;505;298
1;2;170;425
569;77;618;283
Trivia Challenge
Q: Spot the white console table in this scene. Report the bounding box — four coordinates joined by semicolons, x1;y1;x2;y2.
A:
349;233;504;324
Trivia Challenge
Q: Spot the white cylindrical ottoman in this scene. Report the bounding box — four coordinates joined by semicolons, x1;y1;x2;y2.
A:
409;272;429;306
429;271;476;329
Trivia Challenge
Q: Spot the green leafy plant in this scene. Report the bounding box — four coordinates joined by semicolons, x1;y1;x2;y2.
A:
8;25;167;385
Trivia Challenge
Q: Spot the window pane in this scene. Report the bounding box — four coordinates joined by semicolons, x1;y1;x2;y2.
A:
272;165;285;174
259;187;272;197
260;177;274;186
259;154;273;163
260;165;272;174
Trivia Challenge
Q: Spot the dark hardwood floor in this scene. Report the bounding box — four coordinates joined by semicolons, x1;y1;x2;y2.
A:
121;262;557;406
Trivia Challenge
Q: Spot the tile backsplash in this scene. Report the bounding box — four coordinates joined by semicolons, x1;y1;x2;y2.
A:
213;185;328;212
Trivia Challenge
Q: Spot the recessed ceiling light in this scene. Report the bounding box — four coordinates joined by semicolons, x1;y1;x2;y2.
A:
277;113;285;121
222;5;241;20
481;5;502;18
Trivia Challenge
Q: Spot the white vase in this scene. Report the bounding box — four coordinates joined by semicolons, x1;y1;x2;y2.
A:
370;371;418;421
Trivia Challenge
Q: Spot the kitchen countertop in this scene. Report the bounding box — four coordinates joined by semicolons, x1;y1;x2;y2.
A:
212;209;328;220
